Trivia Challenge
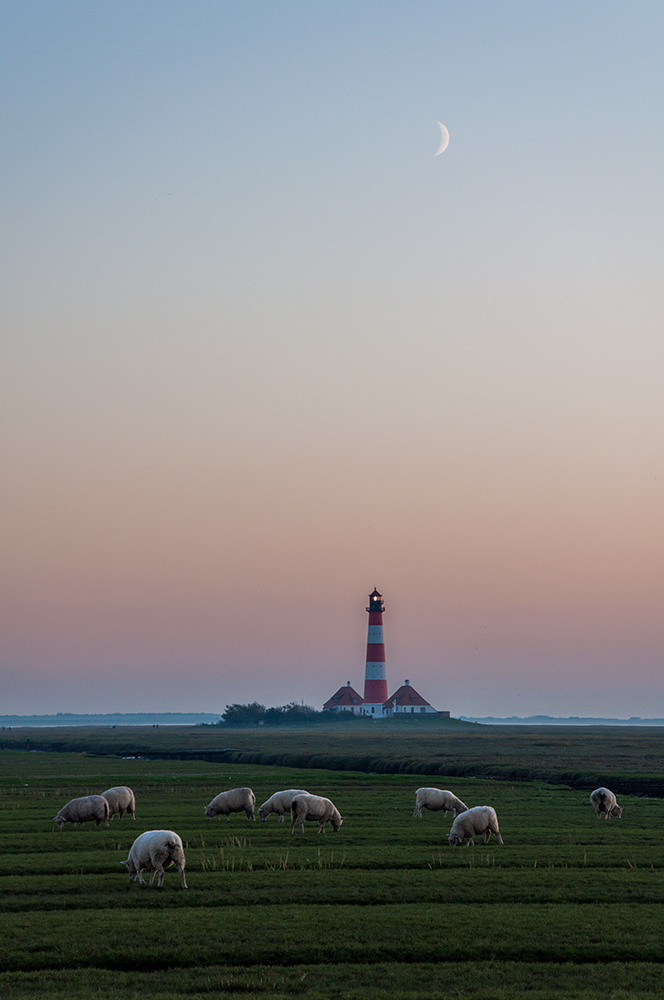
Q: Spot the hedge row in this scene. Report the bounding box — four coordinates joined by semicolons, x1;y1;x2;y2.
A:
184;749;664;797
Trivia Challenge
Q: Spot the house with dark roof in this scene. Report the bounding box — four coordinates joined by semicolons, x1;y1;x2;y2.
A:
323;681;365;715
382;679;438;716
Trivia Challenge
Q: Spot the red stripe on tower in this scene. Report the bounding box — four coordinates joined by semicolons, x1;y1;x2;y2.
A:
363;589;389;714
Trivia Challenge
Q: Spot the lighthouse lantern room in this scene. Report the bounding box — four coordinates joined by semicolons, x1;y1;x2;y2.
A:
362;588;389;717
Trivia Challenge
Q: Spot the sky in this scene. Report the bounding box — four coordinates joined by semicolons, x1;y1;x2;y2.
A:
2;1;663;718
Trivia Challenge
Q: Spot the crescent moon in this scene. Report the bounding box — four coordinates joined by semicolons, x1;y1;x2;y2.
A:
434;121;449;156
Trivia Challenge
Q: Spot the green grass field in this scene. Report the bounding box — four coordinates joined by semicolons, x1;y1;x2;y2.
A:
1;747;662;998
3;721;664;794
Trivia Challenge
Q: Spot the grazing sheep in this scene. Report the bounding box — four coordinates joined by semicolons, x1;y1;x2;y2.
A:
290;793;343;835
54;794;110;829
590;787;622;820
448;805;503;847
204;787;255;821
100;786;136;821
121;830;187;888
258;789;310;823
413;787;468;819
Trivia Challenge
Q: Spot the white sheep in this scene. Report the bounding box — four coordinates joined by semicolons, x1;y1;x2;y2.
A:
258;789;310;822
448;805;504;847
290;793;343;834
121;830;187;888
100;786;136;821
204;787;255;821
590;787;622;820
54;794;110;829
413;787;468;819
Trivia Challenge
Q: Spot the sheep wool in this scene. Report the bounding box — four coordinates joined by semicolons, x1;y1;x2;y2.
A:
413;788;468;819
54;795;111;829
100;786;136;821
258;789;310;822
590;787;622;820
448;805;504;847
290;794;343;835
122;830;187;888
204;787;255;821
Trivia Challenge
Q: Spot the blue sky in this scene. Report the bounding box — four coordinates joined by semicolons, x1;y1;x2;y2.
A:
2;1;663;716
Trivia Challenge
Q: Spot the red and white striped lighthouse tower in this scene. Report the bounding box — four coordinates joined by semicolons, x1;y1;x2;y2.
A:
363;588;388;717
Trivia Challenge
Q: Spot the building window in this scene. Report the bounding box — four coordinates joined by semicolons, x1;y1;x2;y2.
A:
411;707;414;713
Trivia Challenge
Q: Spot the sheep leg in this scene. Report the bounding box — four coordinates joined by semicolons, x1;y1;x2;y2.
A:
466;837;474;846
177;864;188;889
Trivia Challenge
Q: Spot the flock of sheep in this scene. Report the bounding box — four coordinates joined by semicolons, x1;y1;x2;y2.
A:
413;784;622;847
51;781;622;889
205;787;344;833
52;785;343;888
413;788;504;847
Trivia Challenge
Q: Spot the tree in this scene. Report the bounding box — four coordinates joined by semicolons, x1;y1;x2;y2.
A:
263;702;320;725
221;702;266;726
219;701;322;726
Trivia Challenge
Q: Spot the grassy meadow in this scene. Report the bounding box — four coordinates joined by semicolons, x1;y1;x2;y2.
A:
3;720;664;794
1;742;663;999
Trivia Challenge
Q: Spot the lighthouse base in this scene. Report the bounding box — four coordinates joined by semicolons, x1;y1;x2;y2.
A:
361;702;385;718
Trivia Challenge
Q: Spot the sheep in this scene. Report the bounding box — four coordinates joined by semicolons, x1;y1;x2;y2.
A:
204;787;255;821
258;789;310;823
54;794;110;829
100;785;136;821
590;787;622;820
413;787;468;819
121;830;187;888
290;793;343;835
448;805;503;847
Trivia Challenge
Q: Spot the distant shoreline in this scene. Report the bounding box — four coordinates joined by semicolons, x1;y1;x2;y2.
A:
460;715;664;726
0;713;222;727
2;711;664;728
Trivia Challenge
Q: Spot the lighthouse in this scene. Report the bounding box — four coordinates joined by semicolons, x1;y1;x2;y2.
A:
363;588;388;717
